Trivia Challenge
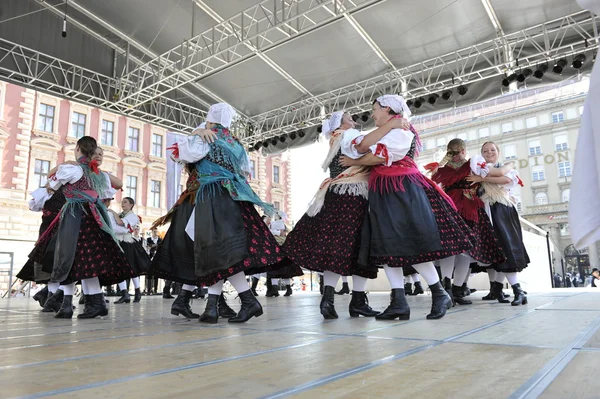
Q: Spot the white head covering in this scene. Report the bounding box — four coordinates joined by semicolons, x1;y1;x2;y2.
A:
197;122;206;129
376;95;412;119
206;103;237;128
321;111;344;139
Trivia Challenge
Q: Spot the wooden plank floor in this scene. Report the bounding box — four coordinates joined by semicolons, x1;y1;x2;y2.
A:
1;290;599;399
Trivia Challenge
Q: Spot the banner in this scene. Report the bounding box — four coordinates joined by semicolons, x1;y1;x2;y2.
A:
166;132;186;209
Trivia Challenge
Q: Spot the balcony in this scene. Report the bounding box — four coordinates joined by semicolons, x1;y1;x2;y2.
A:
526;202;568;215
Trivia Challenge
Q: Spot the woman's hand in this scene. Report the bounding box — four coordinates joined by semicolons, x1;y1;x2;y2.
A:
390;117;411;130
466;174;484;184
339;156;358;168
499;162;515;175
191;128;218;143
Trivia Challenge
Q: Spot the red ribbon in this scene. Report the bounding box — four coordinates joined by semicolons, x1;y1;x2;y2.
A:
89;159;100;174
138;215;143;223
167;143;179;159
517;175;524;187
477;161;487;169
374;143;389;165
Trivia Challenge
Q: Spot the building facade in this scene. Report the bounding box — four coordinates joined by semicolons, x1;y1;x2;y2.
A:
0;81;292;292
412;80;597;277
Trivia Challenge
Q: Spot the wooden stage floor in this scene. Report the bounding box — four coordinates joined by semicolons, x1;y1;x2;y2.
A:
1;290;599;399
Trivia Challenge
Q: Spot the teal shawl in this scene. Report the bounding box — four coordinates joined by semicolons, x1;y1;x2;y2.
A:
194;125;275;216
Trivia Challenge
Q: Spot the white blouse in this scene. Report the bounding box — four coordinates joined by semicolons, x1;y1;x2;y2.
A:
47;164;84;190
28;187;52;212
114;211;140;243
470;155;521;190
100;172;117;200
342;128;414;166
172;136;210;164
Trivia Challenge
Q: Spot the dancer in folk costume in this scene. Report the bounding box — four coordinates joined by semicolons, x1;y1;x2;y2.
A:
148;122;237;320
111;197;151;304
28;137;134;319
467;142;529;305
425;138;506;306
265;211;303;297
342;95;476;320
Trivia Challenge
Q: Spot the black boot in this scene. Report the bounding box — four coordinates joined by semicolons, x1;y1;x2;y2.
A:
192;288;205;299
42;289;64;313
171;290;200;319
77;294;108;319
319;275;324;295
162;282;174;299
482;281;497;300
55;295;74;319
229;290;263;323
349;291;380;317
511;283;528;306
266;283;280;297
33;286;49;308
250;277;259;296
493;282;510;303
452;284;473;305
171;283;181;295
462;283;471;297
218;293;237;318
410;281;424;296
114;289;130;304
335;282;350;295
426;282;453;320
376;288;410;320
320;286;338;319
78;294;85;305
443;277;455;307
133;288;142;303
284;285;293;296
199;294;219;323
404;282;413;296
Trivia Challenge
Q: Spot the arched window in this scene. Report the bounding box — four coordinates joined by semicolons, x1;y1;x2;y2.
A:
535;192;548;205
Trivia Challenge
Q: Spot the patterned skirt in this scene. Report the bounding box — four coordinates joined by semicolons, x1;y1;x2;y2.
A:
29;206;134;286
490;203;530;273
282;191;377;278
359;179;476;269
16;213;58;283
465;208;507;265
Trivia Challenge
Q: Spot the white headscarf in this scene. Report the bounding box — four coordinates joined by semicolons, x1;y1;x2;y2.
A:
321;111;344;139
376;95;412;119
197;122;206;129
206;103;237;128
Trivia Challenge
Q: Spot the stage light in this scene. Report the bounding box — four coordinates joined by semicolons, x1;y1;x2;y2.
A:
457;85;468;96
253;143;262;151
427;94;439;105
553;58;567;74
533;64;548;79
361;112;369;122
414;97;425;108
352;114;359;122
279;135;286;143
441;90;452;101
572;54;587;69
517;68;532;82
271;138;278;146
262;141;269;148
298;129;305;138
406;99;413;107
289;132;297;140
502;73;517;87
316;126;322;133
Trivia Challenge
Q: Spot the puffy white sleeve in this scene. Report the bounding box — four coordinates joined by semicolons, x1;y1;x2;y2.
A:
110;214;129;234
100;172;117;199
371;129;414;166
123;213;140;232
171;136;210;164
470;155;490;178
340;129;365;159
28;187;52;212
503;170;522;190
48;164;84;190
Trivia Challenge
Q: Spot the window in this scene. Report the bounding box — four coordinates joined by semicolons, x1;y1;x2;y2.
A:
150;180;161;208
249;160;256;180
554;134;568;151
526;117;538;129
38;103;55;132
125;175;138;200
151;134;163;157
457;132;467;141
558;161;572;178
478;127;490;138
274;201;281;211
501;122;513;134
529;140;542;156
516;202;523;213
579;105;584;115
421;141;428;151
504;144;517;160
127;127;140;152
560;223;570;236
33;159;50;188
71;112;86;138
562;189;571;203
552;111;565;123
532;165;545;182
535;192;549;205
436;137;447;148
101;120;114;146
273;165;280;184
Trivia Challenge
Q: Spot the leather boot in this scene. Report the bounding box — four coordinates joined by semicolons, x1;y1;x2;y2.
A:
404;282;413;296
410;281;424;296
283;285;293;296
493;282;510;303
199;294;219;323
171;283;181;295
162;283;174;299
78;294;85;305
133;288;142;303
335;282;350;295
349;291;380;317
426;282;453;320
482;281;497;300
218;293;237;318
55;295;74;319
42;289;64;313
114;289;130;304
452;284;472;305
229;290;263;323
250;277;259;296
77;294;108;319
376;288;410;320
444;277;455;307
462;283;471;297
511;283;528;306
266;284;279;297
33;286;49;308
320;286;338;319
171;289;200;319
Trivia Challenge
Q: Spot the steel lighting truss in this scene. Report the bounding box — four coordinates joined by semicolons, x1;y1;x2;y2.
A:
242;10;600;144
105;0;386;113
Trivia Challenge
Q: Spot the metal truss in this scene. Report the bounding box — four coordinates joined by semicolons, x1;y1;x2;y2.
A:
241;10;600;144
0;38;208;132
105;0;386;112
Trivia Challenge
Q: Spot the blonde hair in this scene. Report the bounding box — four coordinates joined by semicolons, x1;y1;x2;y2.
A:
439;138;467;167
481;141;500;153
